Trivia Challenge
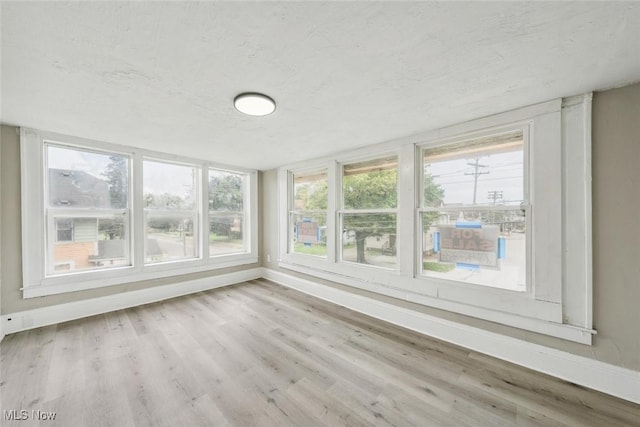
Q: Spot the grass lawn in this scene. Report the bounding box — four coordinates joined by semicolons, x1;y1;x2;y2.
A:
423;261;456;273
294;243;327;256
210;233;241;243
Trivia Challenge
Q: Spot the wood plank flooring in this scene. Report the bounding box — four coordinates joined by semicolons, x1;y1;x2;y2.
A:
1;279;639;426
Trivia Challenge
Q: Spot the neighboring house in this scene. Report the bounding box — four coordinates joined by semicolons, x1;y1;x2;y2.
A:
49;169;112;271
365;233;396;255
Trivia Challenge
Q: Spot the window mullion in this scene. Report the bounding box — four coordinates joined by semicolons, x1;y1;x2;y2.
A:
397;143;416;277
202;165;210;259
132;150;145;271
326;161;338;263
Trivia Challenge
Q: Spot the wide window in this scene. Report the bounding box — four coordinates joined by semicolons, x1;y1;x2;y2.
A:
340;156;398;269
289;169;328;257
143;159;199;264
420;129;528;291
45;143;131;275
278;96;594;344
21;129;258;297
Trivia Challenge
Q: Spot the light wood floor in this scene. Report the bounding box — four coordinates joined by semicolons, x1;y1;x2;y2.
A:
1;279;639;427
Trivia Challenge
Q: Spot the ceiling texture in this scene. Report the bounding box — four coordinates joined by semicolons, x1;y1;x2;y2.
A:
1;2;639;170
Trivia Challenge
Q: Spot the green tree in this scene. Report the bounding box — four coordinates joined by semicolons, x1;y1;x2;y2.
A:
422;171;445;237
102;156;128;209
209;173;243;237
342;169;397;263
100;156;128;239
304;169;443;264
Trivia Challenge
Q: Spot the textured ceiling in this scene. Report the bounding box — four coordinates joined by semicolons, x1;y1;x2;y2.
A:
1;2;639;170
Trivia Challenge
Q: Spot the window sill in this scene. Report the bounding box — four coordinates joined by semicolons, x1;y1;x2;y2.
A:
23;255;258;298
278;260;596;344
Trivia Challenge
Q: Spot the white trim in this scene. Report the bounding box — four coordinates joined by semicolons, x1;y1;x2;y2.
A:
276;95;593;337
262;269;639;405
23;256;258;298
4;268;262;334
20;128;260;298
278;261;587;343
0;127;3;342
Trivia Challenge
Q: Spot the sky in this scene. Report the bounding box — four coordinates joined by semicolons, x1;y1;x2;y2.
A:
426;150;524;206
47;145;195;197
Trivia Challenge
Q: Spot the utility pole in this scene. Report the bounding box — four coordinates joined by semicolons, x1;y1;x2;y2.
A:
487;190;503;205
487;190;503;225
465;157;489;204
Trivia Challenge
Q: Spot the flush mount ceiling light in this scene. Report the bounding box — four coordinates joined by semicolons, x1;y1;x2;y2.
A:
234;92;276;116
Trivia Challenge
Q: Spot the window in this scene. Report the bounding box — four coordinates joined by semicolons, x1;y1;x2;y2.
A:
45;144;131;275
341;157;398;269
55;218;73;242
143;160;199;264
208;169;247;256
420;129;528;291
289;169;328;257
278;96;594;344
21;129;258;297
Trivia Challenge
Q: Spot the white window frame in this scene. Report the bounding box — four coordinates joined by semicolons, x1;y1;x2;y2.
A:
142;157;202;265
338;155;399;270
21;129;258;298
278;95;594;344
54;217;74;242
287;167;330;259
417;123;532;292
207;167;251;258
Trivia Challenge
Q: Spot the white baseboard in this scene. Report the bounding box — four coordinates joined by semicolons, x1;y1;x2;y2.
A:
1;268;262;336
262;268;640;405
2;266;638;405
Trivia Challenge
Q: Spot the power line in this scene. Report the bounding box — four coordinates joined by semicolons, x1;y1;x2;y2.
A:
464;157;489;204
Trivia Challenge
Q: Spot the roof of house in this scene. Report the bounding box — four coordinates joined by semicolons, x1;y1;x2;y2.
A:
49;169;111;208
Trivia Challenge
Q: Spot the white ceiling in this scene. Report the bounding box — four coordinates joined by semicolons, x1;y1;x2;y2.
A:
1;2;639;170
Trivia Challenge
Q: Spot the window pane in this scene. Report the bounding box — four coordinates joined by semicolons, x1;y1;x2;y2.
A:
343;157;398;209
144;160;197;210
424;131;524;208
49;215;129;275
209;212;244;256
291;213;327;257
55;218;73;242
145;214;197;263
294;170;327;211
209;170;246;256
421;209;526;291
47;145;129;209
342;213;396;269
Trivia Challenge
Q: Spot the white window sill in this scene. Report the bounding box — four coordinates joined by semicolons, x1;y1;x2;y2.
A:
278;260;596;345
23;255;258;298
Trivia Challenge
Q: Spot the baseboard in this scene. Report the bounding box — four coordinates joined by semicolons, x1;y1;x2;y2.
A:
2;266;638;405
262;268;640;405
0;268;262;336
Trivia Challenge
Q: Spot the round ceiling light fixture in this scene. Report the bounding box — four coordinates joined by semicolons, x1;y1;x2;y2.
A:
233;92;276;116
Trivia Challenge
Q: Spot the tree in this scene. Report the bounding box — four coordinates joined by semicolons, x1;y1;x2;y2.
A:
342;169;397;263
100;156;128;240
208;173;243;237
422;171;445;237
103;156;128;209
304;169;443;264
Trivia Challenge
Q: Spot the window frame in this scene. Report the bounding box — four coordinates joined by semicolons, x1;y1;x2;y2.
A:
207;167;251;258
338;155;399;270
54;218;74;242
142;157;202;265
21;129;258;298
288;167;329;259
417;123;532;292
278;96;594;344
